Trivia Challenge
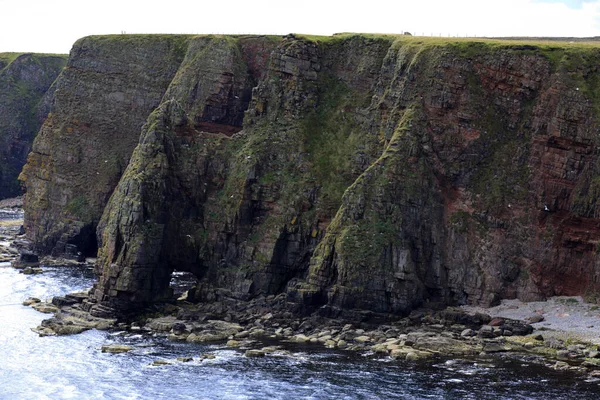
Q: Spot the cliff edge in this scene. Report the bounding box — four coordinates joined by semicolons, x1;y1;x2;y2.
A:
20;34;600;318
0;52;66;199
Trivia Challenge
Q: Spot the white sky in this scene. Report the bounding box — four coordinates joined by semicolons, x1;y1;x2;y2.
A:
1;0;600;54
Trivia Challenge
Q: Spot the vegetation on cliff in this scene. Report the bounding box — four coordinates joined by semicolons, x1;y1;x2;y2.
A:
0;52;66;199
19;33;600;318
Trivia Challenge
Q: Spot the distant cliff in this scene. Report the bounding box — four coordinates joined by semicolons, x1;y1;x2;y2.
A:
20;34;600;318
0;53;66;199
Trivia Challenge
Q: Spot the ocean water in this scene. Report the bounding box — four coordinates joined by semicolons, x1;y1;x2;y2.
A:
2;264;600;399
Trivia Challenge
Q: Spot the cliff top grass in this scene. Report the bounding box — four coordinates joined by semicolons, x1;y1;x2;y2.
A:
78;33;283;44
296;32;600;48
0;52;67;72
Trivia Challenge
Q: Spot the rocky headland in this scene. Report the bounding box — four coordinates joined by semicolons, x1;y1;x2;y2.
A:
6;33;600;378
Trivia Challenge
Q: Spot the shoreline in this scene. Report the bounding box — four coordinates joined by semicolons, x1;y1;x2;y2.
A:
463;297;600;346
3;204;600;380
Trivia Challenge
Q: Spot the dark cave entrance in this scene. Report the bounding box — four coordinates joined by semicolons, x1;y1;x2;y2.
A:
67;223;99;258
169;270;198;299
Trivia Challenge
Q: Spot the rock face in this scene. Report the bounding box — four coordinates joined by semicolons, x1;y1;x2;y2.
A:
0;53;66;199
20;36;189;256
20;34;600;317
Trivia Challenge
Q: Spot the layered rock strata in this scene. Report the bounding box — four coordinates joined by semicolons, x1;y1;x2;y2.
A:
0;53;66;199
20;34;600;318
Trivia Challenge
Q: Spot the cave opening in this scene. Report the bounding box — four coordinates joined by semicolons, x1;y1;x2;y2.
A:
67;223;99;258
169;270;198;299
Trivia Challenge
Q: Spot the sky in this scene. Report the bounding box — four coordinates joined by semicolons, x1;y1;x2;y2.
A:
1;0;600;54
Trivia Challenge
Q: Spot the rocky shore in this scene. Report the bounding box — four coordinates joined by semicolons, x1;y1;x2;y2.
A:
4;202;600;382
22;285;600;381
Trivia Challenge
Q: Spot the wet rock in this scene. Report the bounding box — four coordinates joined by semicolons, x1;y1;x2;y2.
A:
355;335;372;343
152;360;171;366
22;297;41;306
249;329;266;338
177;357;194;362
227;340;241;347
20;267;43;275
101;344;133;354
292;334;310;343
52;296;78;307
31;302;59;314
234;331;250;339
244;349;265;357
146;316;180;332
186;332;229;343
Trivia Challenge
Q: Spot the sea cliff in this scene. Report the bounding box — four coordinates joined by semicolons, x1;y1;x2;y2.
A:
19;34;600;319
0;52;66;199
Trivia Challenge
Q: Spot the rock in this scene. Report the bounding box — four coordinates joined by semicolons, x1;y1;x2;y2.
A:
460;329;476;337
557;350;570;360
582;359;600;368
177;357;194;362
151;360;171;366
198;353;216;360
31;303;58;314
146;316;179;332
282;328;294;337
478;325;495;338
260;346;281;354
488;318;505;327
552;361;570;371
405;352;422;361
525;315;544;323
337;340;347;348
32;327;56;337
235;331;250;339
167;333;188;342
415;335;475;355
101;344;133;354
249;329;266;338
354;335;371;343
52;296;78;307
244;349;265;357
317;335;332;343
186;332;229;343
483;343;510;353
292;334;310;343
20;34;600;326
226;340;241;347
22;297;41;306
172;322;188;335
21;267;43;275
371;344;389;353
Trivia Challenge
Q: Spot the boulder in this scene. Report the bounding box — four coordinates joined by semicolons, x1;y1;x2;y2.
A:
101;344;133;354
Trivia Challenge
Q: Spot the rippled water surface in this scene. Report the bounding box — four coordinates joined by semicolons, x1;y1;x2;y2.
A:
2;264;600;399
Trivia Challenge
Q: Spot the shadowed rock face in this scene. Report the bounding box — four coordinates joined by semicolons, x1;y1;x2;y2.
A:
0;53;66;199
21;34;600;317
